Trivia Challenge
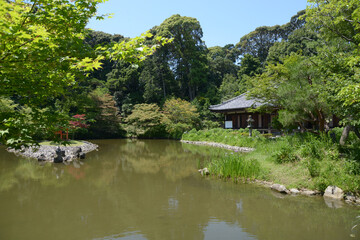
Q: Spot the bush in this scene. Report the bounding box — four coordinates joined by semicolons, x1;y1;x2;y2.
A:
273;146;299;164
124;103;164;138
162;98;200;139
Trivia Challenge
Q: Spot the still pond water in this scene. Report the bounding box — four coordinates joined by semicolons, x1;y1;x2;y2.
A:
0;139;359;240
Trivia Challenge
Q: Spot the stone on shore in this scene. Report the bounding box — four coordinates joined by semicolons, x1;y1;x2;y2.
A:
324;186;344;200
290;188;300;194
271;184;287;193
198;168;210;176
79;152;86;159
37;154;47;162
301;190;317;196
181;140;254;153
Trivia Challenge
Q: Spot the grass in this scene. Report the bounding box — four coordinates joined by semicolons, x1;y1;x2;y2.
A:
206;153;262;182
39;140;85;147
183;128;360;193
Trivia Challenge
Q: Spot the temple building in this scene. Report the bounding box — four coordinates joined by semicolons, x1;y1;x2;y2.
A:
209;93;276;131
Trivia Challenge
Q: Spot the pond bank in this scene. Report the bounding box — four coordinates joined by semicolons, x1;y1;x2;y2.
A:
181;137;360;207
7;141;98;162
180;140;254;152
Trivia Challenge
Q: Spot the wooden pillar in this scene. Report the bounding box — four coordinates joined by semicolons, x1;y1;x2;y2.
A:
258;114;262;128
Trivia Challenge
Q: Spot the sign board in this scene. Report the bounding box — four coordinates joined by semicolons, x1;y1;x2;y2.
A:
225;121;233;129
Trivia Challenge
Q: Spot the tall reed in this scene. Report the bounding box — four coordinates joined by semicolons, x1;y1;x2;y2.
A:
207;153;261;182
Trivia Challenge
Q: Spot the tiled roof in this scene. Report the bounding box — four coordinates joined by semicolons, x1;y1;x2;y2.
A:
209;93;264;111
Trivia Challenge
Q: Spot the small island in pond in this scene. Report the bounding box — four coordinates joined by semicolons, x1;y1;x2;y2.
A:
7;141;98;163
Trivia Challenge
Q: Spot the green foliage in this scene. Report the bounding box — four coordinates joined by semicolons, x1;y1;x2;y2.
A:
218;74;242;101
0;1;171;148
207;154;261;181
235;11;305;64
306;0;360;47
248;53;331;131
207;45;239;88
184;128;360;192
266;24;320;64
162;98;200;139
124;103;165;138
238;54;263;77
182;128;264;148
273;146;300;164
154;14;208;100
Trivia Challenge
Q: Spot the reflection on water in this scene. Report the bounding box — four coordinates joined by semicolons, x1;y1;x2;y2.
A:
0;139;358;240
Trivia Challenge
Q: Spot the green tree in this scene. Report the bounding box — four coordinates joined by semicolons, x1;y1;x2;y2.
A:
0;1;169;148
306;0;360;47
207;45;239;88
86;89;124;138
247;53;331;131
124;103;165;138
218;74;242;101
0;0;104;147
162;98;200;138
84;30;126;82
305;0;360;144
266;26;320;64
139;54;176;104
235;11;306;64
154;14;208;100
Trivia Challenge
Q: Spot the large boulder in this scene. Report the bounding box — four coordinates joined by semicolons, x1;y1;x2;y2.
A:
324;186;344;200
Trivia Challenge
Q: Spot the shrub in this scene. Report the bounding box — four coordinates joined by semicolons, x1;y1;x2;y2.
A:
162;98;200;139
124;103;164;138
273;146;299;164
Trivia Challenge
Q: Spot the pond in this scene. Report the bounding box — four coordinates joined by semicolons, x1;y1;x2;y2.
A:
0;139;358;240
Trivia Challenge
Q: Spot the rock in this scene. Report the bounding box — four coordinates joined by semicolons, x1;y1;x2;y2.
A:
198;168;210;176
72;147;82;154
271;184;287;193
79;152;86;159
54;147;64;163
290;188;300;194
63;155;71;162
345;193;356;203
53;155;63;163
61;150;65;157
37;154;47;162
324;186;344;200
301;190;317;196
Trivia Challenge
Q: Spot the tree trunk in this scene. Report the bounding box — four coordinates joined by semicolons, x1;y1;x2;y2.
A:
317;110;325;132
340;125;351;145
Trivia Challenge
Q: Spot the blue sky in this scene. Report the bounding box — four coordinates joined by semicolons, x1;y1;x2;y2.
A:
87;0;308;47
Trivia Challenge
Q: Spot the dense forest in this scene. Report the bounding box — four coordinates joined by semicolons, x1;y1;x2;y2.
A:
1;0;360;147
